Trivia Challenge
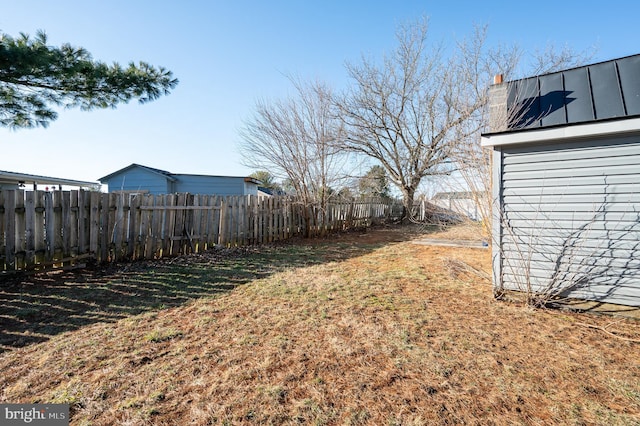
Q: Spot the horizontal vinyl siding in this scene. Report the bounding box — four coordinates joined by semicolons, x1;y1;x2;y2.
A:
500;135;640;306
105;168;169;194
244;182;259;196
174;175;245;196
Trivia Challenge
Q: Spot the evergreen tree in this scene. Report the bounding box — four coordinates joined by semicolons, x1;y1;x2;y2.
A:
0;30;178;128
358;165;390;198
249;170;283;192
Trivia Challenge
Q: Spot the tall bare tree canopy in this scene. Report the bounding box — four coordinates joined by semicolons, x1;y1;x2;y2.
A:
452;39;594;235
238;18;592;230
239;79;348;210
0;30;178;129
335;19;518;220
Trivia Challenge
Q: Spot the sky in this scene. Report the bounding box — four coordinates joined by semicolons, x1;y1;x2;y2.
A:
1;0;639;185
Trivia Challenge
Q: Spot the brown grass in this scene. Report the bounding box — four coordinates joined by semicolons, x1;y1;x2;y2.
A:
1;224;639;425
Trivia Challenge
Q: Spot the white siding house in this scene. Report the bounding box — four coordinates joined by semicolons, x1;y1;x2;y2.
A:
482;54;640;307
431;191;480;221
0;170;99;191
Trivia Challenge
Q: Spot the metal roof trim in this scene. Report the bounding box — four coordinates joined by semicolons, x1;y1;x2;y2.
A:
481;116;640;147
0;170;99;187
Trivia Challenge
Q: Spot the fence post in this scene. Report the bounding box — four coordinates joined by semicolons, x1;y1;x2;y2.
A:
5;190;17;270
105;193;118;261
88;192;100;260
274;196;281;241
228;196;236;246
233;196;241;246
219;196;228;247
98;193;109;262
173;193;187;255
192;194;203;252
151;195;163;258
239;195;247;246
185;193;196;253
77;190;87;256
14;190;26;270
259;196;266;244
128;193;141;259
162;194;176;256
62;191;72;258
16;189;27;269
139;194;152;259
35;192;46;259
69;190;79;257
44;191;54;262
267;196;274;242
25;191;36;267
250;195;258;245
211;195;220;246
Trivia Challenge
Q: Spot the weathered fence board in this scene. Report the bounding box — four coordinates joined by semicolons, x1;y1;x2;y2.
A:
5;191;17;270
24;191;36;266
0;190;402;273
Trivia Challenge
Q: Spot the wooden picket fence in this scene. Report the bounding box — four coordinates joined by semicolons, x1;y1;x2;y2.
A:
0;190;402;273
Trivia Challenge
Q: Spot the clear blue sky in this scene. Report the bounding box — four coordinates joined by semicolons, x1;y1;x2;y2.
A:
1;0;638;184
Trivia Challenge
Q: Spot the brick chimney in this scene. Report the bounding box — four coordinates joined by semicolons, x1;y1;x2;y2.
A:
488;74;508;133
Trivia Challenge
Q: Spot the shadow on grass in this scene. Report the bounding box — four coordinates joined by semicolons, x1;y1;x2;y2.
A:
0;225;428;352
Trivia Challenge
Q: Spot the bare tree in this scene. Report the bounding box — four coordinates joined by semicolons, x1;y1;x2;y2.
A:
452;40;595;236
335;19;510;221
448;27;520;235
528;43;596;75
238;78;350;234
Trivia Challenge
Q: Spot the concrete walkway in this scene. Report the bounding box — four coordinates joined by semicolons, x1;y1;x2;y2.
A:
411;238;489;249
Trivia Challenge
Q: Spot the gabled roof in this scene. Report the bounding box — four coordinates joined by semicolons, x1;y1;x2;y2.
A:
98;163;177;182
0;170;99;188
98;163;263;184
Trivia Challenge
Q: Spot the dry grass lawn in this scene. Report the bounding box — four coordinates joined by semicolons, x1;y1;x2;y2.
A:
1;224;639;425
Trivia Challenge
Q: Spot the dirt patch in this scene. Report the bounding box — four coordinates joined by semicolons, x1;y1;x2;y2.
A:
1;224;639;425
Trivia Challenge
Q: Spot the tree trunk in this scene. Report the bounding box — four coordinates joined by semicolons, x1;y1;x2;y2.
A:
400;187;416;223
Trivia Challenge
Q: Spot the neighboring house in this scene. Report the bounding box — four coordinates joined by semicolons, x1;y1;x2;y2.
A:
431;191;480;221
481;54;640;307
257;186;287;197
0;170;99;191
99;164;261;196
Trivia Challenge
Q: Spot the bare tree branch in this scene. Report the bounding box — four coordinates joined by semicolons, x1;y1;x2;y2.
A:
334;18;504;222
238;78;351;235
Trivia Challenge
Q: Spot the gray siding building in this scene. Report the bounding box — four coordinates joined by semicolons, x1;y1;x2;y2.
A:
99;164;260;196
0;170;99;191
431;191;481;221
482;54;640;307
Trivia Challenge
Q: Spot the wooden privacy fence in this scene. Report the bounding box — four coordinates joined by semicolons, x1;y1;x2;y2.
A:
0;190;402;272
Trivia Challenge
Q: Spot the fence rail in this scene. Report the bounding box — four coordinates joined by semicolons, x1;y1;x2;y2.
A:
0;190;402;273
